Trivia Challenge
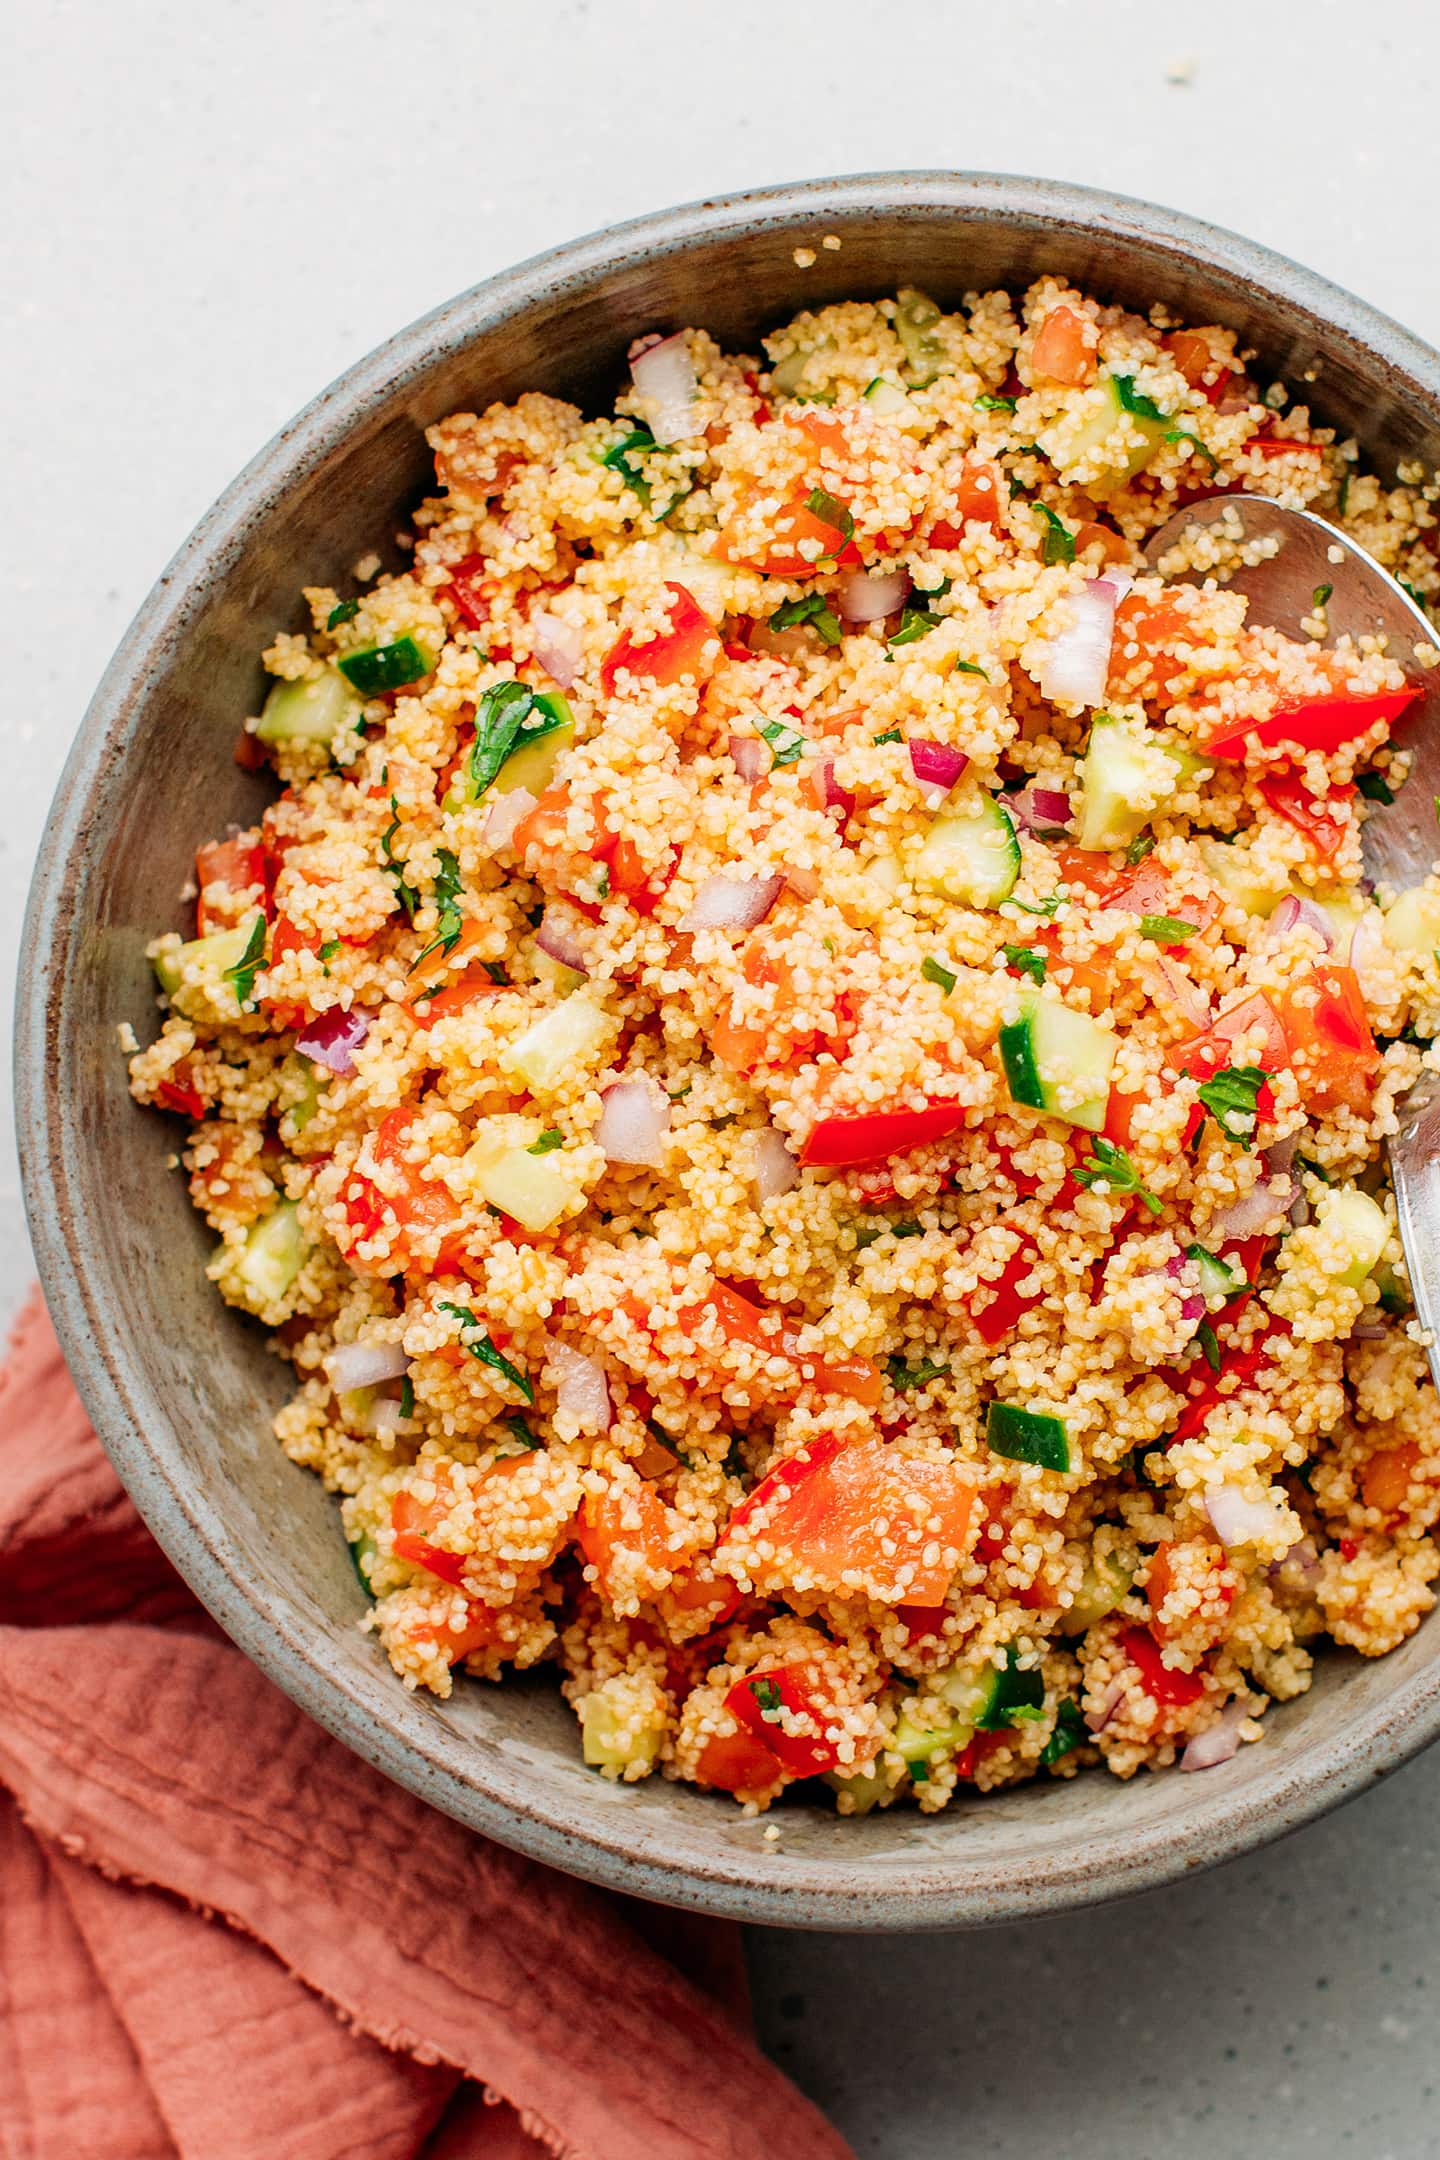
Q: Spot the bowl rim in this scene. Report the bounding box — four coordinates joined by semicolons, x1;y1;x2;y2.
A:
19;168;1440;1931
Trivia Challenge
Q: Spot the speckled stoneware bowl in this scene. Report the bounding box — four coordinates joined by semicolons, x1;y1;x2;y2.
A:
20;172;1440;1929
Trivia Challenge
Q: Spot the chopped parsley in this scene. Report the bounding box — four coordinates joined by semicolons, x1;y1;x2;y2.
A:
318;938;341;964
527;1129;564;1154
1401;577;1430;612
1195;1064;1268;1145
380;794;420;923
1125;832;1157;866
1111;373;1167;422
954;658;990;679
1003;943;1047;986
599;419;658;505
411;847;465;970
749;1676;784;1722
1010;892;1064;919
910;1756;930;1783
805;486;855;565
889;602;944;649
464;679;545;801
481;960;509;985
398;1374;415;1419
886;1354;950;1391
1312;582;1333;609
1032;501;1075;565
759;716;809;767
326;597;359;629
222;913;267;1012
1040;1698;1088;1769
1338;474;1351;515
1196;1321;1222;1374
1165;427;1218;472
922;955;957;995
436;1301;533;1402
769;592;842;647
975;392;1018;413
1072;1136;1163;1216
1356;770;1396;805
873;727;903;745
1296;1154;1332;1184
1139;913;1199;944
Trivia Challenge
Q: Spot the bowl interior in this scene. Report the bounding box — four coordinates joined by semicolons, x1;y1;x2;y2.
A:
22;174;1440;1928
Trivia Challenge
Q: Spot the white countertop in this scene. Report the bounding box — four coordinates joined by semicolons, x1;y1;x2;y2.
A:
8;3;1440;2149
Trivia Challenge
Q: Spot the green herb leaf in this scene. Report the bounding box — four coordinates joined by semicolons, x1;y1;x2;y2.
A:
769;592;842;647
318;938;341;963
436;1301;533;1402
1111;373;1167;422
975;392;1018;413
599;419;658;506
1002;943;1047;986
327;597;360;629
759;717;809;768
1032;502;1075;566
889;603;944;649
1401;577;1430;612
222;913;267;1012
380;794;420;923
411;847;465;971
527;1129;564;1155
501;1413;540;1450
399;1374;415;1419
1312;583;1333;609
1125;832;1157;866
954;658;990;679
749;1676;783;1722
886;1354;949;1391
465;679;537;800
1338;474;1351;515
890;1220;923;1239
873;727;903;745
1296;1153;1332;1184
910;1756;930;1783
922;955;957;995
1040;1698;1088;1768
805;487;855;549
1139;913;1199;944
482;960;509;985
1010;892;1064;919
1072;1136;1163;1216
1196;1320;1222;1374
1194;1064;1268;1145
1356;771;1396;805
1164;428;1218;473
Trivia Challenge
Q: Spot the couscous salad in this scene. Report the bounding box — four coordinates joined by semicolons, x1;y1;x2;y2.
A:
129;278;1440;1814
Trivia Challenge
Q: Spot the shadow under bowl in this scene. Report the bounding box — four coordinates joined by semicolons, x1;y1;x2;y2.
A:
18;170;1440;1929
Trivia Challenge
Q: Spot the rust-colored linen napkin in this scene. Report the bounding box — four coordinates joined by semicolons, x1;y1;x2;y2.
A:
0;1291;851;2160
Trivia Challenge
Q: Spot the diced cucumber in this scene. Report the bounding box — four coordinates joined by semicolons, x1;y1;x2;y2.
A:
1062;372;1169;483
1200;841;1292;918
502;992;617;1097
338;632;440;697
223;1200;310;1315
824;1762;898;1815
892;1702;972;1765
466;1115;582;1232
915;796;1021;908
894;288;949;387
934;1658;1003;1727
280;1051;324;1133
863;376;912;418
973;1645;1045;1730
580;1681;663;1777
986;1399;1071;1472
1383;884;1440;953
1057;1546;1136;1634
1076;715;1193;852
1186;1242;1239;1300
152;920;256;1024
443;692;575;812
999;991;1117;1131
1318;1186;1389;1289
255;666;363;747
348;1530;378;1591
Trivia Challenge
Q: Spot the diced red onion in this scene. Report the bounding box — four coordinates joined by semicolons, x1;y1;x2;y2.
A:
679;872;784;934
838;566;909;622
483;786;537;850
1205;1484;1285;1549
595;1075;671;1166
350;1388;406;1438
1349;1317;1388;1341
1180;1294;1206;1322
535;910;589;975
1086;1677;1127;1734
1181;1698;1249;1772
296;1006;370;1076
530;611;583;690
1095;570;1134;605
550;1342;612;1434
1035;577;1120;708
1203;1178;1297;1245
629;330;699;443
907;739;969;814
1270;1533;1321;1585
1263;892;1333;951
1150;953;1212;1030
728;733;769;783
784;865;821;901
1008;787;1074;835
753;1125;800;1203
325;1341;410;1392
1262;1132;1299;1175
1288;1185;1310;1229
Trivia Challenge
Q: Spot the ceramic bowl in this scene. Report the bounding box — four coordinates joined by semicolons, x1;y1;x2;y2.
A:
20;172;1440;1929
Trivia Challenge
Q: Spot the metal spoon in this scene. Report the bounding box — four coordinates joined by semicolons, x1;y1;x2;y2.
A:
1141;493;1440;1384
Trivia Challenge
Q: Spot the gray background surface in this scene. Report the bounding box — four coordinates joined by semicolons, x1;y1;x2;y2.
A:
7;3;1440;2153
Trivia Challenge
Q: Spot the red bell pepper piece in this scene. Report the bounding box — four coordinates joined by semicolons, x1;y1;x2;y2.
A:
1205;688;1417;759
156;1073;206;1120
968;1234;1044;1345
1274;962;1379;1112
1121;1626;1206;1709
1166;1314;1287;1445
726;1663;847;1778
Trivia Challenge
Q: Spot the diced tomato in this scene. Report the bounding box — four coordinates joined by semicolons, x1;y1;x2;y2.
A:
196;834;267;936
1243;435;1326;458
576;1480;676;1601
676;1282;883;1407
1170;992;1289;1116
968;1234;1044;1345
929;457;1007;545
1029;305;1096;388
600;582;717;694
800;1100;969;1170
446;554;494;632
156;1067;206;1120
1274;962;1379;1113
895;1602;947;1642
339;1108;467;1276
1121;1626;1206;1710
1164;329;1234;400
952;1728;1014;1781
412;1602;505;1663
267;914;322;966
512;785;574;864
1204;689;1417;760
1362;1440;1420;1516
1073;520;1131;564
1145;1541;1235;1643
603;830;678;917
720;1431;978;1605
391;1486;470;1588
235;727;270;772
1166;1315;1287;1445
1107;594;1194;701
726;1663;847;1777
1257;770;1354;865
693;1720;784;1794
709;941;855;1075
404;973;504;1027
716;495;861;577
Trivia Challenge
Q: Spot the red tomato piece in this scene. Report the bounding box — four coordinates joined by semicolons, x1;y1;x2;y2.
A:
929;457;1006;544
600;583;717;694
1029;305;1097;388
339;1109;467;1276
1205;689;1417;759
1121;1626;1206;1710
391;1488;470;1588
968;1234;1044;1345
195;834;267;936
1244;435;1326;458
1361;1440;1420;1517
1274;962;1379;1112
726;1664;847;1778
677;1282;884;1407
1170;991;1289;1092
446;554;493;632
1258;770;1354;864
717;496;861;577
156;1070;206;1120
800;1101;969;1170
952;1728;1015;1781
1166;1315;1287;1445
693;1720;785;1794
